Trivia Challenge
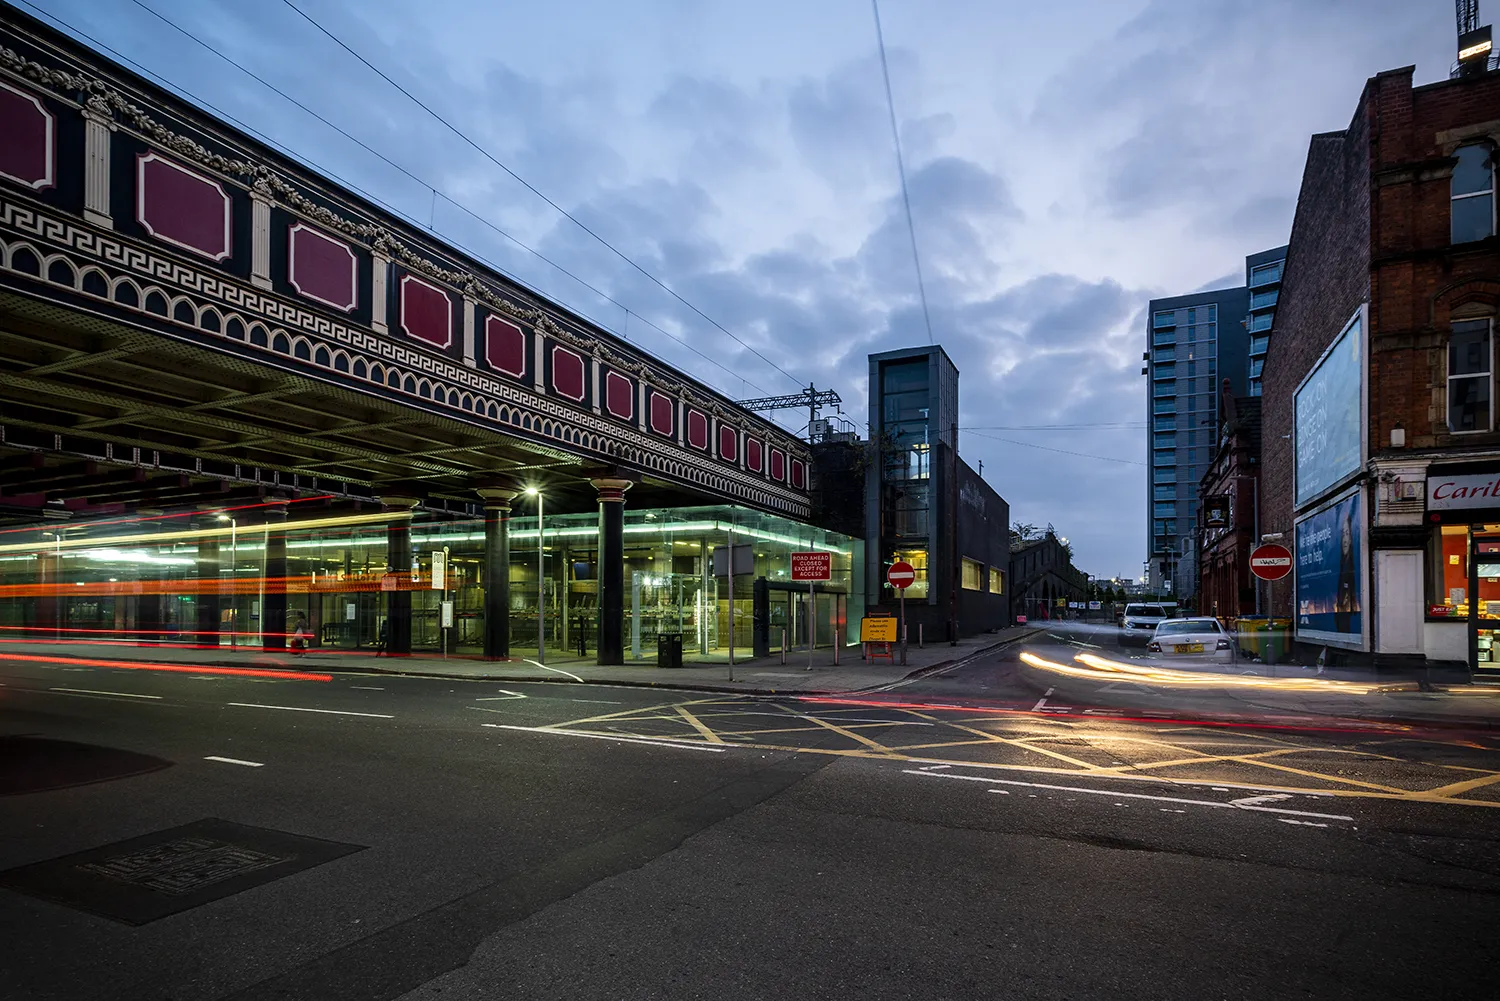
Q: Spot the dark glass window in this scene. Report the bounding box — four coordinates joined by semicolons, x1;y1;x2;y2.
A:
1449;319;1493;432
1452;143;1495;244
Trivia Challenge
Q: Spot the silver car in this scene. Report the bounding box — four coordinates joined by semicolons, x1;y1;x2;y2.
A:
1146;617;1234;664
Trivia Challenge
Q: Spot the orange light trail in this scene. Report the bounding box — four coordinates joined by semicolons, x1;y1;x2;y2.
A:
0;650;332;681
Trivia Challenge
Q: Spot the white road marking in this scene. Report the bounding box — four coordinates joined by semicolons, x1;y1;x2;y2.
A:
225;702;394;718
1031;687;1055;712
50;687;161;700
902;770;1354;821
483;723;726;752
522;660;584;682
1231;794;1293;807
474;689;527;701
570;699;624;704
204;756;263;767
349;686;385;691
1277;818;1329;828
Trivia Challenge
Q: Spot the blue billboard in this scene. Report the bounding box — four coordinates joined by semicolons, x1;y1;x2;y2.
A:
1295;310;1363;509
1295;489;1364;648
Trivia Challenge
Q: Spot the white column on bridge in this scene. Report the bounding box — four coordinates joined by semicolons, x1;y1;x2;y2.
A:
462;295;476;367
250;192;272;290
372;252;390;334
82;108;113;229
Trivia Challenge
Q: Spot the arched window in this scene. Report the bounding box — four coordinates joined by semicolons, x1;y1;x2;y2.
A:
1452;142;1495;244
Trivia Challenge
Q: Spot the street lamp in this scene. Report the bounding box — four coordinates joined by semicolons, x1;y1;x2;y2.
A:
526;487;545;664
217;513;236;648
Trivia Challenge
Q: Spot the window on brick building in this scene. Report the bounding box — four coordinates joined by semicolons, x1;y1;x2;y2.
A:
1448;319;1493;432
1452;142;1495;244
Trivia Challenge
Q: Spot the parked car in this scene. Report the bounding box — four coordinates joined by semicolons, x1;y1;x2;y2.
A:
1118;603;1171;647
1146;617;1235;664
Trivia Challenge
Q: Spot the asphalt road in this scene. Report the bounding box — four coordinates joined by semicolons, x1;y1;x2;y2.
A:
3;646;1500;1000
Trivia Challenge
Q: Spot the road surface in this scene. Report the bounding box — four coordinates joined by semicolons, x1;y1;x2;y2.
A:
2;644;1498;1000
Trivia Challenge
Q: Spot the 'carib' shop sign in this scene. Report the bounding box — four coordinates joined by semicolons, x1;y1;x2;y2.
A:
1428;471;1500;510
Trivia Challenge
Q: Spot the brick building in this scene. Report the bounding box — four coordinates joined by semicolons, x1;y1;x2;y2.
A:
1260;61;1500;676
1198;382;1262;620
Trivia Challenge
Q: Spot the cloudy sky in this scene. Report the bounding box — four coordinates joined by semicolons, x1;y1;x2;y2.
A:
24;0;1459;578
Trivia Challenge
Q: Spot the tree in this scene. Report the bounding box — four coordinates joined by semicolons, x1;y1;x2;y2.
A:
1010;522;1043;545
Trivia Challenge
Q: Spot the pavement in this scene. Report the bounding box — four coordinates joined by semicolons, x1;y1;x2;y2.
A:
2;642;1499;1000
0;626;1039;695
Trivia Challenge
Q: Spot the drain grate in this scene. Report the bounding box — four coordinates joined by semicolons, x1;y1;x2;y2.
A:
0;818;364;924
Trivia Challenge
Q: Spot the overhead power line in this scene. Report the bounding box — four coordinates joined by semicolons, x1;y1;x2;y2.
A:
277;0;805;391
959;423;1146;431
871;0;935;347
961;429;1146;465
106;0;775;402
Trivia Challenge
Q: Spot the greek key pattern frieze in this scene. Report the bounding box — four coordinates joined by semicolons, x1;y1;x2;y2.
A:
0;202;808;517
0;41;802;455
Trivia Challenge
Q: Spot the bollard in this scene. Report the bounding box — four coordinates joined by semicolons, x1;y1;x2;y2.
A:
901;624;908;666
833;629;840;666
919;623;924;649
780;629;787;665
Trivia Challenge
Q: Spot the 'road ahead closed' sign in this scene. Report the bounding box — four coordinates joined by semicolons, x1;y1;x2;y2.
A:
790;552;832;581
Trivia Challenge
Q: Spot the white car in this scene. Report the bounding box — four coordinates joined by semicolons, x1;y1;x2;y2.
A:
1118;603;1171;647
1146;617;1234;664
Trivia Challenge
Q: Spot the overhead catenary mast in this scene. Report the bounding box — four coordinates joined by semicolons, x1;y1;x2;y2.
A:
736;383;843;440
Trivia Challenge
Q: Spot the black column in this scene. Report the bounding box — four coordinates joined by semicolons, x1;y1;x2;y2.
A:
592;478;631;666
262;503;287;651
195;525;220;647
383;497;417;656
478;489;516;660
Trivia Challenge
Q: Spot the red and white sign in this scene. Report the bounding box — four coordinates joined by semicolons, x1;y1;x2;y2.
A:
1249;544;1293;581
790;552;832;582
887;560;916;589
1428;472;1500;510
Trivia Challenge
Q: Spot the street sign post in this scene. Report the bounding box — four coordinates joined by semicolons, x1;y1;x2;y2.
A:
1250;544;1293;581
791;553;832;670
888;560;915;665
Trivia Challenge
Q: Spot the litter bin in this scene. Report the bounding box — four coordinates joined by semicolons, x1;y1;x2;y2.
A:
657;632;683;669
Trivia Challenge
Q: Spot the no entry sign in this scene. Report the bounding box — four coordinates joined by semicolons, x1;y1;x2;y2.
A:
1250;543;1293;581
887;560;916;589
790;551;832;581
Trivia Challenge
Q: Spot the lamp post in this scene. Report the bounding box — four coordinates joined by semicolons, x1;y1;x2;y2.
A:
526;487;545;664
217;513;237;648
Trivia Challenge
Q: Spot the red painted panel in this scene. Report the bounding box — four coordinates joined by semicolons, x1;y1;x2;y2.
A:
399;275;452;348
770;448;786;481
746;438;763;473
288;223;357;311
137;154;230;261
486;316;525;377
551;345;585;400
649;392;674;436
719;425;738;461
605;371;634;419
791;459;806;489
0;81;52;190
687;409;709;450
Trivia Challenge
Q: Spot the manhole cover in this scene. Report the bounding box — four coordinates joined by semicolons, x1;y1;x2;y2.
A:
0;818;364;924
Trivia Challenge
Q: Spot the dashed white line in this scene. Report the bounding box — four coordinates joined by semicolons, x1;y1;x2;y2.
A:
570;699;624;705
204;756;264;767
1031;687;1055;711
483;723;726;752
349;686;385;691
1277;818;1330;827
225;702;394;718
50;687;161;700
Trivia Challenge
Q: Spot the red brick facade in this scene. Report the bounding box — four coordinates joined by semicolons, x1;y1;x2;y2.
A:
1260;62;1500;665
1198;384;1261;620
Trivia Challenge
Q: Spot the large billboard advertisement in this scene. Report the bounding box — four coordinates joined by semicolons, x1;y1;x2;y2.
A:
1295;309;1363;509
1294;488;1365;649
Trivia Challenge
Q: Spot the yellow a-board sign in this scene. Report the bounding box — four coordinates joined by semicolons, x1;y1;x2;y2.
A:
862;617;898;643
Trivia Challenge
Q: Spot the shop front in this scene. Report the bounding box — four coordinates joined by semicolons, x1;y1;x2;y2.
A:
1424;463;1500;679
